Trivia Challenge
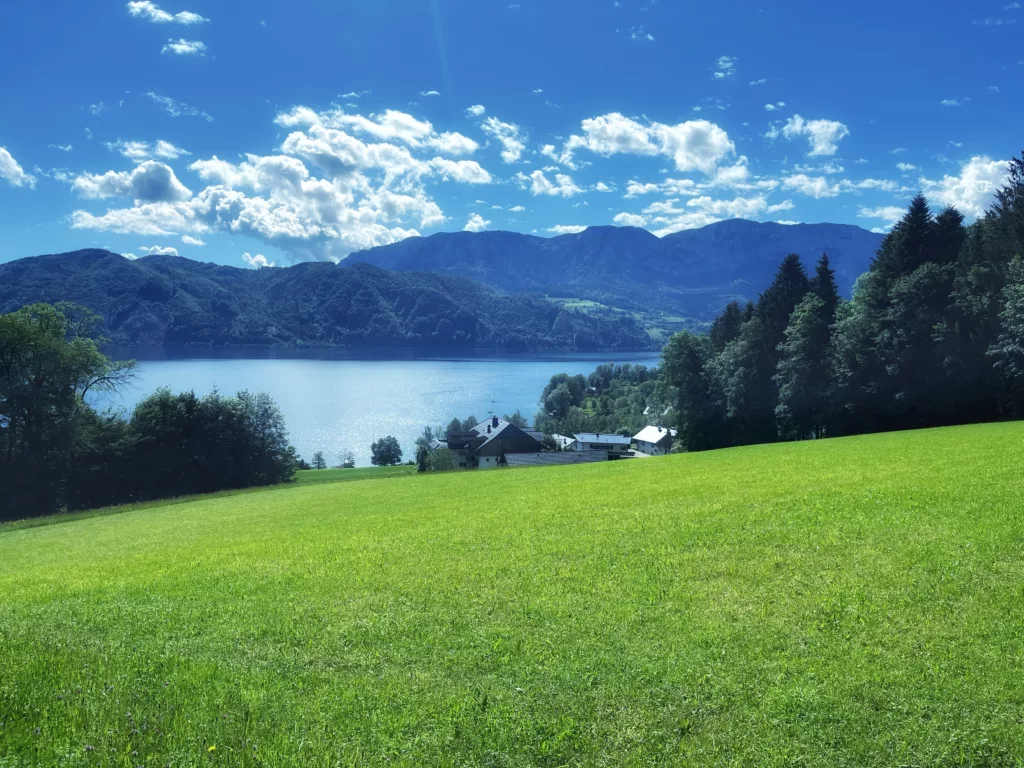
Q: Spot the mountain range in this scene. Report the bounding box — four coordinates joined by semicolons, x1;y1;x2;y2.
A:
0;249;651;351
0;219;885;350
351;219;884;324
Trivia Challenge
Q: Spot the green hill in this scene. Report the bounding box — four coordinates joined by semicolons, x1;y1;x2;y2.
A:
2;423;1023;766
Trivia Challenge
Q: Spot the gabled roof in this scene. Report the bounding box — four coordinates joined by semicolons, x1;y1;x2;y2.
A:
477;421;542;452
634;426;677;444
573;432;632;446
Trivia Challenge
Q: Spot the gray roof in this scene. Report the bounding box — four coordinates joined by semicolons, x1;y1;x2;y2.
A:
633;426;677;445
573;433;632;446
505;451;610;468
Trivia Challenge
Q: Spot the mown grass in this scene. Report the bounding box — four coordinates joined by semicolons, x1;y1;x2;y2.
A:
295;465;416;486
1;423;1023;766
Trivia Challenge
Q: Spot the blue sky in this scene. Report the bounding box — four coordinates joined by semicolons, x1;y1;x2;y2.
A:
0;0;1021;267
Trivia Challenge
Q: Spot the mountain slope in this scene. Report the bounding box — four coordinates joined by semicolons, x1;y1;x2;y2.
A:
350;220;885;322
0;250;653;351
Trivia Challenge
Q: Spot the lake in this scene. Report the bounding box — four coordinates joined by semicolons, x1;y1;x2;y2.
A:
97;350;661;468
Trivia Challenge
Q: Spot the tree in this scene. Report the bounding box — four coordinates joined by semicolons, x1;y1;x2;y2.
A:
775;294;833;440
709;301;744;353
414;425;437;451
312;451;327;470
370;436;403;466
339;451;356;469
989;258;1024;414
0;302;134;516
503;410;529;428
444;417;464;439
416;446;429;473
661;331;724;451
429;447;456;472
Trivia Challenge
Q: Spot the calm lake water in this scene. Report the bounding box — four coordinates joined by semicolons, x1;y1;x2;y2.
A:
97;351;661;468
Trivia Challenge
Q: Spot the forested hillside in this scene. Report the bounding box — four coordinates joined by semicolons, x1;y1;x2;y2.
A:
0;252;652;351
350;220;884;324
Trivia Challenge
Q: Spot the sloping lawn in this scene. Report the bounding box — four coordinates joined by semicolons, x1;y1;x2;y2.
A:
1;423;1023;766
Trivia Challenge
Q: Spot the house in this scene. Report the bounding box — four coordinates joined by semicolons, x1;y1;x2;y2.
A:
445;416;544;469
551;433;577;451
570;432;632;459
633;426;677;456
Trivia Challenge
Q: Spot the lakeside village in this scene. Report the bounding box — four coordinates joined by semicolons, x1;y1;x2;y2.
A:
426;418;677;470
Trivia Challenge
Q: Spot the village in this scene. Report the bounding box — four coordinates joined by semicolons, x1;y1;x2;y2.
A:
425;416;678;470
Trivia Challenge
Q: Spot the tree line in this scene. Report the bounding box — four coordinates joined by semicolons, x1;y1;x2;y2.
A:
0;303;297;520
662;153;1024;451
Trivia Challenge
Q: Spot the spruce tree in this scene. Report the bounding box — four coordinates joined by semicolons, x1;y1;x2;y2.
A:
709;301;744;353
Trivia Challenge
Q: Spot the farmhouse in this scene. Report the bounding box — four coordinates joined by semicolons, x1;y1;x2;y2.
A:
633;426;677;456
444;416;544;469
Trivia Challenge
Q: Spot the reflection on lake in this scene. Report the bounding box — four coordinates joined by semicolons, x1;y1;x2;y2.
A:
97;351;661;468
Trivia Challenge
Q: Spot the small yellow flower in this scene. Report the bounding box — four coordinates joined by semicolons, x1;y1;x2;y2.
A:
208;745;217;752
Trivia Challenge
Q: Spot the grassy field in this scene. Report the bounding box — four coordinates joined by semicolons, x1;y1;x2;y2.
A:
295;465;417;486
2;424;1023;766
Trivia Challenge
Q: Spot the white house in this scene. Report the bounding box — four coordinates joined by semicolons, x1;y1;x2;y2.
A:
571;432;632;459
633;426;677;456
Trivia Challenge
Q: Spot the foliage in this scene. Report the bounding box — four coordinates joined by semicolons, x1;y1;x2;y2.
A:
533;363;666;438
370;435;403;466
312;451;327;470
0;303;297;519
2;423;1024;764
0;256;654;352
428;447;456;472
655;153;1024;451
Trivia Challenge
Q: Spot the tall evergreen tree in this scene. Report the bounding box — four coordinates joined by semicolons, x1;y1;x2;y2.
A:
709;301;744;353
775;294;832;440
661;331;724;450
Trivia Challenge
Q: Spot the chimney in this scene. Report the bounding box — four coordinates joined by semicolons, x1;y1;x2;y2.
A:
492;416;499;428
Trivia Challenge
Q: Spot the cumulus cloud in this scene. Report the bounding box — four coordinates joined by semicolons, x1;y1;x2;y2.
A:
162;39;207;56
508;205;526;213
73;161;192;202
481;117;526;163
764;102;786;111
138;244;179;256
106;139;190;161
920;155;1010;218
548;225;587;235
858;206;904;226
0;147;37;189
781;173;842;198
420;90;441;97
242;252;275;269
127;1;208;24
70;105;506;262
559;113;736;175
641;194;793;236
768;114;850;156
49;144;73;152
613;212;648;227
181;235;205;246
464;213;491;232
515;170;582;197
896;162;917;172
465;104;486;117
713;55;737;79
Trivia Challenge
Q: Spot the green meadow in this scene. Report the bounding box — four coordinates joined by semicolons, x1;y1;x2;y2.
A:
2;423;1023;766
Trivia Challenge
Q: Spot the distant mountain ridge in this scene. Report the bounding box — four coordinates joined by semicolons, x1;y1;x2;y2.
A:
0;250;653;351
350;219;885;322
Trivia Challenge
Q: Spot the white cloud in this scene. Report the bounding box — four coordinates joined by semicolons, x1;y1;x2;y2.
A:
973;16;1017;25
749;78;766;86
0;147;37;189
891;147;908;154
515;170;582;197
630;26;654;41
594;181;613;192
426;132;479;156
106;139;191;161
532;88;544;94
480;117;526;163
561;113;735;175
713;55;736;79
920;155;1010;218
242;252;276;269
138;245;179;256
509;205;525;213
639;194;793;235
464;213;491;232
940;98;968;107
145;92;213;121
122;252;139;260
896;162;917;172
764;102;786;111
428;158;492;184
127;1;207;24
420;90;441;97
162;38;207;56
548;225;587;235
613;212;647;227
181;235;205;246
768;114;850;156
72;161;193;202
465;104;486;117
858;206;904;226
49;144;73;152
